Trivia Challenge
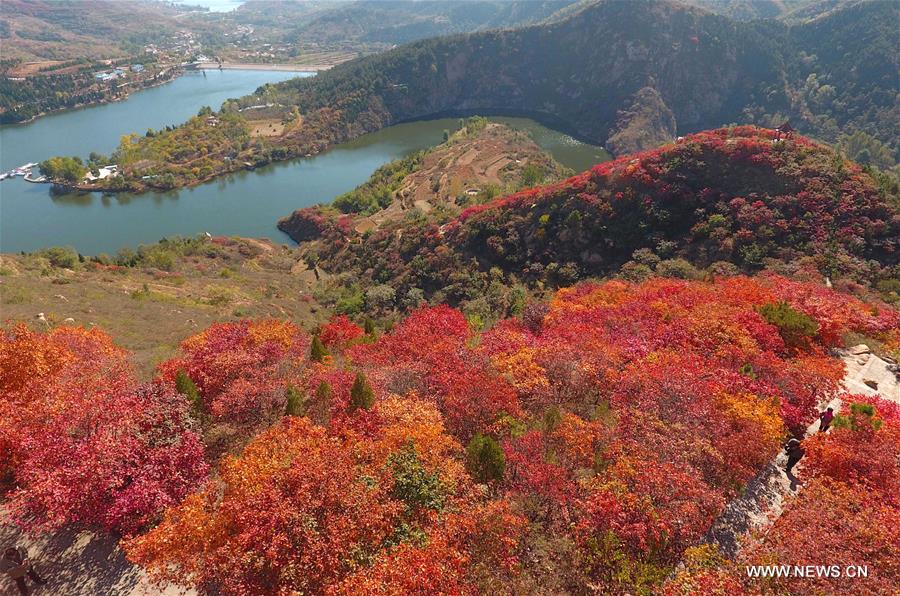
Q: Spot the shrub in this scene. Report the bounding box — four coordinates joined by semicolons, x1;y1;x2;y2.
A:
403;287;426;309
832;402;881;432
310;336;329;363
619;261;653;282
466;433;505;484
389;443;447;513
543;406;562;432
366;284;397;311
655;258;700;280
759;301;818;348
708;261;740;277
349;372;375;411
631;248;660;267
315;380;332;401
336;287;365;315
521;164;545;187
145;250;176;271
38;246;79;269
285;384;305;417
521;302;549;335
175;370;203;417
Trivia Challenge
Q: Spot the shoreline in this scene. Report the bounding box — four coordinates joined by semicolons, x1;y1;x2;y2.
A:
0;69;184;127
0;63;316;128
42;111;606;196
195;62;334;72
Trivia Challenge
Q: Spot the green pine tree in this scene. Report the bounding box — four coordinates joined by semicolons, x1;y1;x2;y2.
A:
315;380;332;401
175;370;204;418
284;384;306;417
465;433;505;484
759;301;818;348
310;335;329;362
349;372;375;411
364;317;376;336
543;406;562;433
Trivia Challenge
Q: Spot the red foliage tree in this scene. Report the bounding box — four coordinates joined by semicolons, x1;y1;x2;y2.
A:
126;417;403;593
1;325;207;535
740;478;899;595
318;315;365;351
158;320;309;424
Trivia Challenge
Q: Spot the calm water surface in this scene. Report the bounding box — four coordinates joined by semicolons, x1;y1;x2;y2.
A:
0;71;609;255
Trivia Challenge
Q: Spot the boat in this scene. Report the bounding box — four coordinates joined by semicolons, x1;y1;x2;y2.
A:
0;173;8;181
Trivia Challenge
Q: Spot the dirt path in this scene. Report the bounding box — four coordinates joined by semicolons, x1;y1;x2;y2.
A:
703;345;899;558
0;508;193;595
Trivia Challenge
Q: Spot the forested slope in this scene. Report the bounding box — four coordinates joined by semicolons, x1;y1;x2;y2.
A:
3;273;898;593
49;0;899;191
291;126;898;320
276;0;790;149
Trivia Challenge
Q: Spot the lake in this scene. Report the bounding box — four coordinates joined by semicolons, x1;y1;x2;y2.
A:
0;70;609;255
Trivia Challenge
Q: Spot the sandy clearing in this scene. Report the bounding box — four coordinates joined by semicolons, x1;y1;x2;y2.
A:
248;118;286;138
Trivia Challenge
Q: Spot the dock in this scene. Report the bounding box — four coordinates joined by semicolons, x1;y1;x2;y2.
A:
2;162;38;181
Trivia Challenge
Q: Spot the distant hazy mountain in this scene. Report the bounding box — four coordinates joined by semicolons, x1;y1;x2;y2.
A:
232;0;581;46
0;0;187;61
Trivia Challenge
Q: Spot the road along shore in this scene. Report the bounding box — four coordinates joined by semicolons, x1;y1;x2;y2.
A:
195;62;334;72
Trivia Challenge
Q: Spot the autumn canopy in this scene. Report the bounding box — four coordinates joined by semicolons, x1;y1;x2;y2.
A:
2;274;898;593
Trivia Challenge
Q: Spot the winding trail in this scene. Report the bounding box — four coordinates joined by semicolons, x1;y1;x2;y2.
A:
703;345;899;558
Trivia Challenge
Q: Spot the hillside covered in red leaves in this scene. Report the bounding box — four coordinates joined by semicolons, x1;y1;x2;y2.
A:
303;126;898;319
3;273;898;593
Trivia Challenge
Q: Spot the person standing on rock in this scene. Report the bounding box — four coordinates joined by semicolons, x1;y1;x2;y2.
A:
818;407;834;433
1;546;48;595
784;438;805;475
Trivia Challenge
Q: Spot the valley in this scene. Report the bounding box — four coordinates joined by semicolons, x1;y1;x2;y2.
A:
0;0;581;124
33;0;896;200
0;66;606;255
0;119;579;376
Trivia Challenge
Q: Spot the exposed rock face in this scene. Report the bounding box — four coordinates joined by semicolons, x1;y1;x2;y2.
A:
605;87;677;155
703;346;900;559
841;347;899;400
